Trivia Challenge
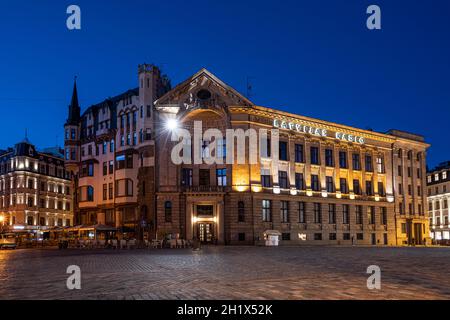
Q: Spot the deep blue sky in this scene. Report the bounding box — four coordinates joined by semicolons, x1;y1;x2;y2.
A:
0;0;449;168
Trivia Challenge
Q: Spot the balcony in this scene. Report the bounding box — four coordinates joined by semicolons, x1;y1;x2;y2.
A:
182;186;228;193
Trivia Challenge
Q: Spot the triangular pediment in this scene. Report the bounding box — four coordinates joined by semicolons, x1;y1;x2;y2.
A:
154;69;253;111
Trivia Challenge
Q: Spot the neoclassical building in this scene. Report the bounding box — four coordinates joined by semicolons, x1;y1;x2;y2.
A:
427;161;450;243
0;139;73;231
65;65;430;245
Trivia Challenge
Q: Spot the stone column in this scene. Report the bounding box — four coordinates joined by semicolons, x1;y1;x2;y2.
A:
440;198;444;227
217;201;225;244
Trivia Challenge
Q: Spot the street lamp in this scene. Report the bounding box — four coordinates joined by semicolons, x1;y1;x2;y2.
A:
166;118;178;131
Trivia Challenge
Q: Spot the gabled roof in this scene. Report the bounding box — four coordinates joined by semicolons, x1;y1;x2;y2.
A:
154;68;253;107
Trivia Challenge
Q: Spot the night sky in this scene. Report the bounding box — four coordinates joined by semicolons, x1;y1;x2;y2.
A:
0;0;449;169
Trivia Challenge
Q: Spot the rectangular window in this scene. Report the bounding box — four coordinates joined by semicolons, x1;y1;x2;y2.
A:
368;206;375;225
314;233;322;240
356;205;363;224
329;233;337;240
108;183;113;200
366;180;373;196
279;171;288;189
103;162;107;176
295;144;304;163
340;178;348;194
352;153;361;170
279;141;288;161
311;174;320;191
295;173;304;190
216;168;227;186
343;205;350;224
365;155;373;172
378;181;385;196
280;201;289;223
109;160;114;174
298;202;306;223
310;146;320;165
325;149;333;167
313;203;321;223
343;233;350;240
261;169;271;188
262;200;272;222
326;176;334;193
181;168;193;186
376;156;385;173
103;184;107;201
199;169;210;186
339;151;347;168
381;207;387;225
353;179;361;195
328;204;336;224
401;223;407;234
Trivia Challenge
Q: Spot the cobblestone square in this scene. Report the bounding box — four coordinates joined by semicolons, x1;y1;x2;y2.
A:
1;246;449;300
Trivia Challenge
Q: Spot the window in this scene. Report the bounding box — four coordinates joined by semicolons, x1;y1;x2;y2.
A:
313;203;321;223
116;155;125;169
103;162;107;176
401;223;407;234
366;181;373;196
398;183;403;195
102;141;107;154
199;169;210;186
398;165;403;177
238;201;245;222
87;186;94;202
343;205;350;224
310;146;320;165
381;207;387;225
368;206;375;225
427;176;432;183
88;163;94;176
408;184;412;196
147;105;151;118
262;200;272;222
279;171;288;189
340;178;348;194
109;160;114;174
352;153;361;170
295;144;304;163
238;233;246;241
399;202;404;214
181;168;193;186
298;202;306;223
282;233;291;241
27;216;34;226
343;233;350;240
417;186;421;196
325;149;333;167
378;181;385;196
356;205;363;224
326;176;334;193
339;151;347;168
357;233;364;240
328;204;336;224
279;141;288;161
329;233;337;240
164;201;172;222
376;156;385;173
295;173;304;190
103;184;107;201
261;169;271;187
443;171;448;180
280;201;289;223
407;167;412;178
110;139;115;152
311;174;320;191
216;168;227;186
365;155;373;172
353;179;361;195
109;183;113;200
314;233;322;240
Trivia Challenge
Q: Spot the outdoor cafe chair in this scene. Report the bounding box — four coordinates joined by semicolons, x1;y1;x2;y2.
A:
169;239;177;248
98;240;106;248
120;239;127;249
127;239;136;249
111;239;118;249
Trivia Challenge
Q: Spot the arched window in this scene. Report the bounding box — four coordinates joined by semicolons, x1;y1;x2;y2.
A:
238;201;245;222
165;201;172;222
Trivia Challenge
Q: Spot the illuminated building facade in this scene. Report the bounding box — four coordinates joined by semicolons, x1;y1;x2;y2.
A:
66;65;430;245
0;139;73;231
427;161;450;243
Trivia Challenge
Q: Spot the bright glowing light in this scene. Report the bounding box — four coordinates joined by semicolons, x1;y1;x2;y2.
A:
306;190;313;197
273;187;280;194
0;216;4;222
349;193;355;200
336;192;342;199
374;195;380;202
298;233;307;241
13;225;25;230
251;185;262;193
387;195;394;203
321;191;328;198
166;118;178;131
236;185;247;192
290;189;297;196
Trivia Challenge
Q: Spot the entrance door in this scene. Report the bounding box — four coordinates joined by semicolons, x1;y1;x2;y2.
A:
198;223;214;244
413;223;423;245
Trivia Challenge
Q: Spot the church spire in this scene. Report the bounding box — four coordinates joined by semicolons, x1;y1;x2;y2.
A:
66;76;81;125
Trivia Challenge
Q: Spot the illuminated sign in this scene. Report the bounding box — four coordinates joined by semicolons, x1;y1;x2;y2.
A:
273;119;365;144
